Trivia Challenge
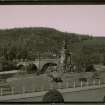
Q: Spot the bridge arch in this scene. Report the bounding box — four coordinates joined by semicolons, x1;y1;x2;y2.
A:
17;64;25;70
17;63;38;74
26;63;38;74
40;63;57;74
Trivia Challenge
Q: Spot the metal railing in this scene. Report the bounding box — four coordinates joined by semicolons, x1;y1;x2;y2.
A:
0;79;103;96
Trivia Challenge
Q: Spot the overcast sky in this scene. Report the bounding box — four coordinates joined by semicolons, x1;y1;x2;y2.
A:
0;5;105;36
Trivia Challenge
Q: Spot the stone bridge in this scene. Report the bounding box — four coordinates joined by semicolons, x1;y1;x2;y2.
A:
17;58;60;72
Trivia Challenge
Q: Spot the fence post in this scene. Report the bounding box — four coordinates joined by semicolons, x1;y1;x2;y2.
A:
81;81;83;88
98;80;101;87
86;81;89;87
93;80;96;86
66;81;69;88
32;86;35;92
34;87;36;92
58;83;61;89
50;83;53;89
22;87;25;94
41;85;43;91
0;88;3;96
11;87;14;95
55;83;57;89
73;81;76;88
56;83;59;89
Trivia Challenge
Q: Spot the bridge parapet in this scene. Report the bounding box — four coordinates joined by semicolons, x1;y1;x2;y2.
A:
15;58;59;62
17;58;60;71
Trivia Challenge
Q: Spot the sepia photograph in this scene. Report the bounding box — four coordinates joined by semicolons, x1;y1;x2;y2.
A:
0;5;105;104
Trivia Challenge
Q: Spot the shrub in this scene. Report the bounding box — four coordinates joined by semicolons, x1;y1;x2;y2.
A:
42;89;64;102
85;64;96;72
52;77;63;82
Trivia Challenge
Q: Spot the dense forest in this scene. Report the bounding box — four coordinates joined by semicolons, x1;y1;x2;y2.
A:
0;27;105;72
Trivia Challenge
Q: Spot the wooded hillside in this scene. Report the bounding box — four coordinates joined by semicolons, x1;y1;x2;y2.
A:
0;27;105;71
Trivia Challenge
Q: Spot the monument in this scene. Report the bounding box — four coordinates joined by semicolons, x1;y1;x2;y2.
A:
59;39;72;73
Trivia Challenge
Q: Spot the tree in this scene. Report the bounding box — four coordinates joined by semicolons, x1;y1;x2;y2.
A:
0;56;17;71
85;64;96;72
103;54;105;65
72;44;85;72
7;46;17;60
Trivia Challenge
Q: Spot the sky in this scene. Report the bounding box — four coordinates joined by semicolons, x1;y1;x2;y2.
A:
0;5;105;36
